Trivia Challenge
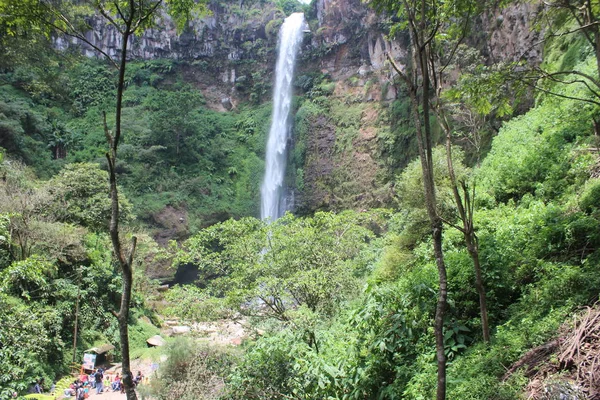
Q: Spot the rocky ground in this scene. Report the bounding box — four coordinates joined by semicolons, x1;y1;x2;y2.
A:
162;317;252;346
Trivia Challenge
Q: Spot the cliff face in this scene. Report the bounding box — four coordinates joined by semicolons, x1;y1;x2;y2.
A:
294;0;542;213
482;1;543;64
58;0;400;104
311;0;403;81
58;2;278;60
61;0;541;215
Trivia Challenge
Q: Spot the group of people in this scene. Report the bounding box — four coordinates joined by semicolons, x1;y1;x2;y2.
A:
110;370;145;391
64;368;144;398
65;368;104;399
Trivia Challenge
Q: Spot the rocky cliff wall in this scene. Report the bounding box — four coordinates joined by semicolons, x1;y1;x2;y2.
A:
59;0;542;214
56;0;400;98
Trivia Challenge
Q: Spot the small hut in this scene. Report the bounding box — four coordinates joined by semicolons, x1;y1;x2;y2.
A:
84;344;115;369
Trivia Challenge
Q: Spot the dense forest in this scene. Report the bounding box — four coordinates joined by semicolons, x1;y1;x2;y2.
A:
1;0;600;399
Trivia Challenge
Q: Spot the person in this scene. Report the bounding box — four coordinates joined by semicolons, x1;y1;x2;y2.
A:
65;382;76;397
67;379;83;398
33;380;42;394
74;379;86;400
133;371;143;386
103;375;110;392
111;374;121;392
94;368;104;394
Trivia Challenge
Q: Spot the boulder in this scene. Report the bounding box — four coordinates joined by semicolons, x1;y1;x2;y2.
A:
172;326;191;334
146;335;166;347
221;97;233;110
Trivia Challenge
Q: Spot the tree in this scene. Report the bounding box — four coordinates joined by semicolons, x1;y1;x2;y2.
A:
0;293;51;398
429;47;492;343
47;121;79;160
1;1;208;398
0;159;52;262
144;86;204;158
370;1;449;396
47;163;133;233
370;0;489;397
176;211;380;351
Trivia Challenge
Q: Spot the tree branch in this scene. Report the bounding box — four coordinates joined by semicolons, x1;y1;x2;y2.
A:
533;68;600;92
37;4;119;68
386;52;412;89
97;3;124;34
127;236;137;268
133;0;163;32
517;74;600;106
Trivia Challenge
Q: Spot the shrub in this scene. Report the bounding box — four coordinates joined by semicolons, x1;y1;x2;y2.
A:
580;179;600;215
141;338;235;400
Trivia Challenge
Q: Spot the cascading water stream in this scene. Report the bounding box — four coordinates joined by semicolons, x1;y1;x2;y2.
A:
260;12;306;222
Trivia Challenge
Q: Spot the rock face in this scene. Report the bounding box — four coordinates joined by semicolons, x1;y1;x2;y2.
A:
61;0;542;214
60;0;539;81
481;1;543;64
57;0;402;88
57;3;278;61
311;0;404;80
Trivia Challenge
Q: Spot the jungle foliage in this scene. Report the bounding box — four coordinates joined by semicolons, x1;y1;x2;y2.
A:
0;155;169;398
154;6;600;400
0;57;272;231
1;0;600;399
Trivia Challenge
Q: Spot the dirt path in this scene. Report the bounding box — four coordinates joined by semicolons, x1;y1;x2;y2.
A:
86;388;126;400
71;384;146;400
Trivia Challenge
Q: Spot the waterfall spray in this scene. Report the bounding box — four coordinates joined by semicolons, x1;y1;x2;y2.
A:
260;12;305;222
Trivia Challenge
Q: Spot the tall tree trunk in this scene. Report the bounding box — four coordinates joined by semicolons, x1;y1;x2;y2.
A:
104;10;137;400
407;90;448;399
432;219;447;399
416;11;448;395
401;32;448;398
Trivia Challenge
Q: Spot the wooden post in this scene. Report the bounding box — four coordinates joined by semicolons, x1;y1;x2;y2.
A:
72;267;81;363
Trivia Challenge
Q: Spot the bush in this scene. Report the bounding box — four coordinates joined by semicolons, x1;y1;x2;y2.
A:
580;179;600;215
224;332;312;400
141;338;235;400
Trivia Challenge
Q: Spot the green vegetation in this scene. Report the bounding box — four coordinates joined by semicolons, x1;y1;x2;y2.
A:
1;0;600;399
167;90;600;394
0;58;273;230
0;157;167;397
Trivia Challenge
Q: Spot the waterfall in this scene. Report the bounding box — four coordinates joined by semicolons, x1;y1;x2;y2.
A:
260;12;305;222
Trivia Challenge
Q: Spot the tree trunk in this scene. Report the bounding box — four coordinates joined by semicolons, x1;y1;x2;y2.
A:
440;115;491;342
432;220;447;400
416;16;448;397
404;34;448;399
105;13;137;400
465;233;490;342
